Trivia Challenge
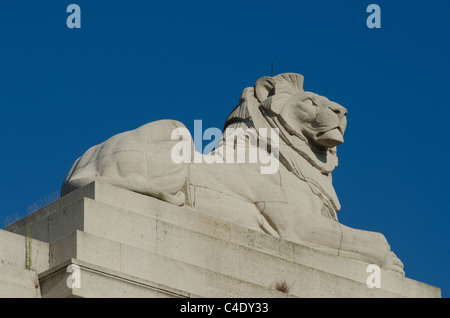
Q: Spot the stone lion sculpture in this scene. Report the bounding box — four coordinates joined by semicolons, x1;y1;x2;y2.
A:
61;73;404;275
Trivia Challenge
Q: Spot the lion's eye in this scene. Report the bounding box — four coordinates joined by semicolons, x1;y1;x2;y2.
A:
303;98;316;106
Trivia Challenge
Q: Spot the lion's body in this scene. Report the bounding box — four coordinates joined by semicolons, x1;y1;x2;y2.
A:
61;118;333;240
61;73;404;275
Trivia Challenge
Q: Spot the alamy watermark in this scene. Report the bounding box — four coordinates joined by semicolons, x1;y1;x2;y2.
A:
366;264;381;289
66;4;378;30
66;264;81;289
366;4;381;29
170;120;280;175
66;4;81;29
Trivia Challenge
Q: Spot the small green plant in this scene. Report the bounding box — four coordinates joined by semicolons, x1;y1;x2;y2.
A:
26;225;32;270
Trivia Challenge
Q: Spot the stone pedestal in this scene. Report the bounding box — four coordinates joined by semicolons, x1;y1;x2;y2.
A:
0;182;441;298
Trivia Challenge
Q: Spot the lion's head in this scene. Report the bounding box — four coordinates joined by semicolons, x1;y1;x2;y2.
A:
224;73;347;175
255;73;347;149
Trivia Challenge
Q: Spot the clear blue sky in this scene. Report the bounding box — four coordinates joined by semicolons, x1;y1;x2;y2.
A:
0;0;449;297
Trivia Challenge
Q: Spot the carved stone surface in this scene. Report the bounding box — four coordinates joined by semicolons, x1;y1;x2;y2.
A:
61;73;404;275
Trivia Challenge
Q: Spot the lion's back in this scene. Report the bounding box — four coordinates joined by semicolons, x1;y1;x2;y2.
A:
61;120;192;205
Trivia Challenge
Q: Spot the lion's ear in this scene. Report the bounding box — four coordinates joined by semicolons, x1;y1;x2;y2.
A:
254;76;276;103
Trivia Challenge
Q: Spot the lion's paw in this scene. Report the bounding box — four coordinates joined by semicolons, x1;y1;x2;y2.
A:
382;251;405;277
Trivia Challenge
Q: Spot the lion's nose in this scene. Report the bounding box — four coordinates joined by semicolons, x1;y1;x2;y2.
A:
329;103;347;119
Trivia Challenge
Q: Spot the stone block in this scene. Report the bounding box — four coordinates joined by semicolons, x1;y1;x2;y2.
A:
1;182;441;298
0;263;41;298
